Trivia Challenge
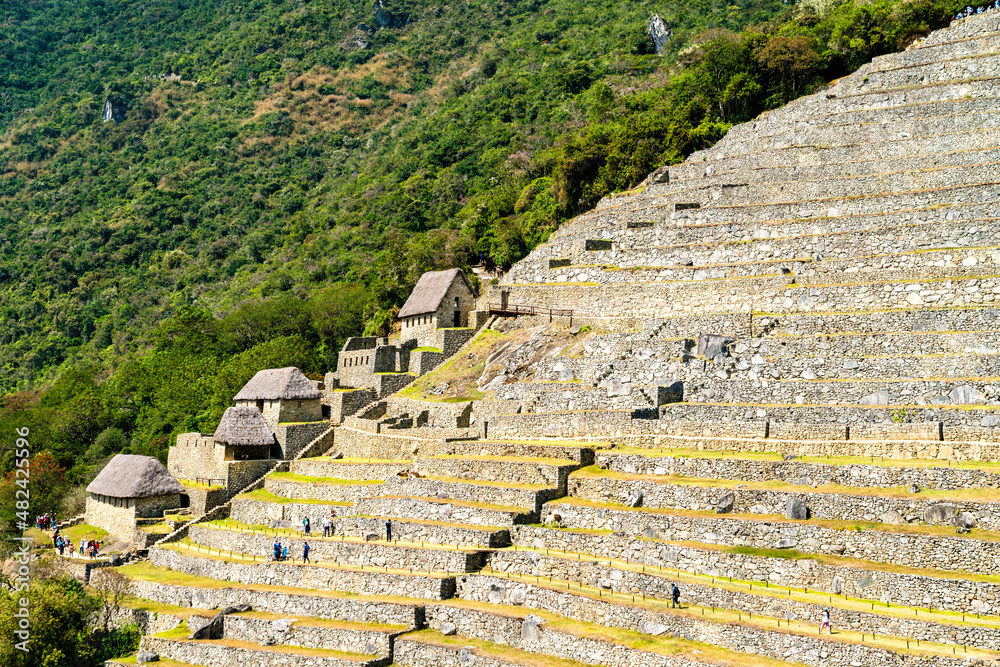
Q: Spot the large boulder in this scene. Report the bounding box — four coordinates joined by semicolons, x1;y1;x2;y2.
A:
136;651;159;664
955;512;977;529
785;497;808;520
924;503;958;525
696;334;735;360
714;492;735;514
647;15;672;55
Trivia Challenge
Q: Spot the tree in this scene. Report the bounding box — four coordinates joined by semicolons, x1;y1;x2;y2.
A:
755;35;820;100
90;569;132;632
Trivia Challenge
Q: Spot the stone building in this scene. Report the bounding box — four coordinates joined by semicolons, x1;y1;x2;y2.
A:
85;454;184;541
234;366;323;428
398;268;476;348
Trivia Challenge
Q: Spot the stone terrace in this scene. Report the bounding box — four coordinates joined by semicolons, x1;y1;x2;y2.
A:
109;12;1000;667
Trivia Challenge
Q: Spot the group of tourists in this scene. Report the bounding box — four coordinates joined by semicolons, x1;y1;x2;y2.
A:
272;538;311;562
54;533;101;558
954;0;1000;20
35;513;56;530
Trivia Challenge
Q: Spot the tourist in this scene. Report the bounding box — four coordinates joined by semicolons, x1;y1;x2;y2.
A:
671;583;681;608
282;545;288;561
385;519;392;542
79;540;85;557
304;517;311;536
323;516;331;538
303;541;310;563
273;540;281;561
820;608;832;634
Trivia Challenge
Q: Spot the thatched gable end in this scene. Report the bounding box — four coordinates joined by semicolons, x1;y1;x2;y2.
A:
398;268;473;319
86;454;184;498
234;366;322;401
213;406;275;446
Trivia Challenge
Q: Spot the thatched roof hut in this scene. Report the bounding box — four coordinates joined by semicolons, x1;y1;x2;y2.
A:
86;454;184;498
398;268;473;318
213;406;275;446
234;367;322;401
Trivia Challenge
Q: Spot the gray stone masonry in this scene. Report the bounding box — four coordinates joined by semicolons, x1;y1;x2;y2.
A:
542;501;1000;575
599;451;1000;491
113;572;420;625
222;613;401;654
454;575;979;667
230;496;348;527
264;475;385;503
379;476;563;513
150;546;456;600
414;455;579;489
187;524;488;573
353;496;532;527
440;439;595;464
567;473;1000;531
290;459;412;480
505;525;1000;615
140;636;390;667
333;516;510;548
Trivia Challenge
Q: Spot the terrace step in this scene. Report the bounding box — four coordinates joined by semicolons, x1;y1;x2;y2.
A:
290;458;413;480
220;610;404;655
413;455;582;489
150;543;458;599
393;631;597;667
186;522;490;573
438;439;597;464
353;495;536;527
334;515;511;548
597;448;1000;490
376;473;565;512
264;473;386;502
139;634;389;667
540;499;1000;575
566;466;1000;530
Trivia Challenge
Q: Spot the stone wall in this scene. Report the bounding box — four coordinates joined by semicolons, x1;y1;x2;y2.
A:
140;636;389;667
229;496;347;527
187;524;486;572
186;486;230;516
170;433;226;481
222;614;399;654
274;422;331;459
334;516;509;548
85;494;136;541
414;456;577;489
543;502;1000;575
325;386;377;423
149;547;456;600
400;312;439;348
134;492;181;518
454;575;979;667
264;475;384;503
112;571;419;626
353;496;530;527
568;474;1000;531
380;476;562;512
290;459;412;480
602;451;1000;490
331;426;446;460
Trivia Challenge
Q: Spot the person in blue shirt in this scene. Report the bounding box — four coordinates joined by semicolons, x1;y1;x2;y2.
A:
303;542;311;563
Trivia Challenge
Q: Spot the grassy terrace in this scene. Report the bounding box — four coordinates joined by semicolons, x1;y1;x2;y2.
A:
426;454;580;466
606;445;1000;472
117;562;424;606
549;497;1000;543
572;465;1000;503
151;621;380;660
401;629;601;667
473;567;1000;663
236;488;352;505
415;474;554;492
230;609;408;632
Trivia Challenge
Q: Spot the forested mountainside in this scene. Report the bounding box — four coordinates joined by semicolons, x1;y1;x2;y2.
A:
0;0;961;504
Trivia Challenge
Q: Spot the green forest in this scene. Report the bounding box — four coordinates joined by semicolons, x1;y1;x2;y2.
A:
0;0;963;531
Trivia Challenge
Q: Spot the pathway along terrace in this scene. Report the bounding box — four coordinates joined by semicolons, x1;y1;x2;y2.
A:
106;10;1000;667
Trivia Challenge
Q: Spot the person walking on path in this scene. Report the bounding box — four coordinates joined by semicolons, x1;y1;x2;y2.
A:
282;545;288;561
304;517;311;536
385;519;392;542
323;516;331;538
303;541;311;563
273;540;281;561
820;608;832;634
671;583;681;608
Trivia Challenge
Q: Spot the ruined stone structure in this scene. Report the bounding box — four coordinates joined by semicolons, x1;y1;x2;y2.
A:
85;454;184;540
109;13;1000;667
325;269;485;410
234;366;324;428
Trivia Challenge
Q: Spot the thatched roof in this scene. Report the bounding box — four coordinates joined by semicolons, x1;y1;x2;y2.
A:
213;406;275;446
86;454;184;498
398;268;473;319
234;367;322;401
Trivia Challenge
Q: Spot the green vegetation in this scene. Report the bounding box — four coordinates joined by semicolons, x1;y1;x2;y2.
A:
0;0;964;534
